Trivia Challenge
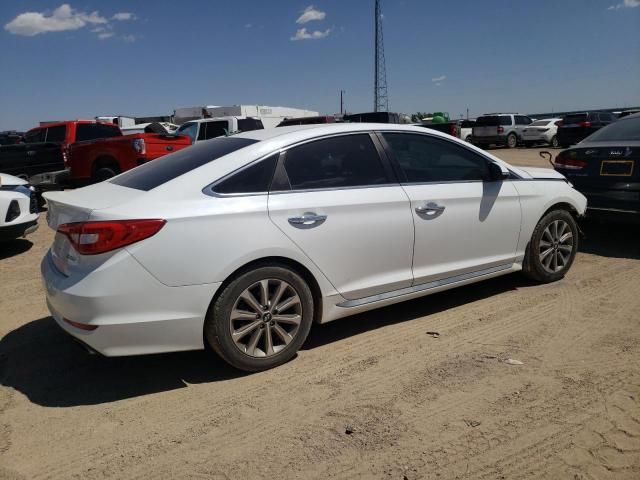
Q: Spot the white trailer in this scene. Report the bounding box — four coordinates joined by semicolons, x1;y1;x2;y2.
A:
173;105;319;128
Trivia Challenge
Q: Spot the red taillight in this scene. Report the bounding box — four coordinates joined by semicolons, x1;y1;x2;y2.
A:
61;145;70;165
554;155;587;170
449;124;457;136
497;126;504;134
132;138;146;154
57;219;166;255
63;318;98;331
579;121;592;128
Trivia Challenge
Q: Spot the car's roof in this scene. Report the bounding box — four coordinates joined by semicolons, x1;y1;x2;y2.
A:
235;122;441;143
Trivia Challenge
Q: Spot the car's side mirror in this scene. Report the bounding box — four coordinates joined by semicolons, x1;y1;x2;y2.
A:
488;162;510;181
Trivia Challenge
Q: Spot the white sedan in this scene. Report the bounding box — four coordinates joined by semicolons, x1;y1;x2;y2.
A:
0;173;38;241
522;118;562;148
42;124;586;371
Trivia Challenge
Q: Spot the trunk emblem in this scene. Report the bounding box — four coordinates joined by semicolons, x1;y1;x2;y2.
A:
166;145;174;151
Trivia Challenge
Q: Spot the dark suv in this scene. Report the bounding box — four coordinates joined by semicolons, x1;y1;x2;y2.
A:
556;112;616;148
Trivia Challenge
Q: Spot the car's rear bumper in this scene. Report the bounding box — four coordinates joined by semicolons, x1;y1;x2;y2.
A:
0;219;38;241
472;135;508;144
41;250;220;356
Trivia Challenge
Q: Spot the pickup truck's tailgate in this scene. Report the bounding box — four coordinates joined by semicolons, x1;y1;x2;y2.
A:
143;134;192;160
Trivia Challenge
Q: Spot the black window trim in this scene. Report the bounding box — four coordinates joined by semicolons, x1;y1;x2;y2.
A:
375;130;521;185
204;152;280;198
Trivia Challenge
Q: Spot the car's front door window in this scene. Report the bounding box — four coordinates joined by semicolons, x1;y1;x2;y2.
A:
382;133;490;183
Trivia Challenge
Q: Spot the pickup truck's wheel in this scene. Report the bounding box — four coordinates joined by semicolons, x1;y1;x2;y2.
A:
523;209;578;283
93;166;119;182
205;265;314;372
506;133;518;148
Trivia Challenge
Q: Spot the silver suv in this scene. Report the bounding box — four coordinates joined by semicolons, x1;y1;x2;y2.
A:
472;113;532;149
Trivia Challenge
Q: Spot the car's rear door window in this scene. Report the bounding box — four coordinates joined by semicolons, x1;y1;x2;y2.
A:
211;155;278;195
110;137;259;191
24;128;46;143
383;133;490;183
563;114;588;125
45;125;67;143
204;121;229;140
281;134;391;190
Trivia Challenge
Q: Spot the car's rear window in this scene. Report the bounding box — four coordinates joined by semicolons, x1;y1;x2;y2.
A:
530;120;550;127
110;137;259;191
563;114;588;124
584;116;640;142
475;116;511;126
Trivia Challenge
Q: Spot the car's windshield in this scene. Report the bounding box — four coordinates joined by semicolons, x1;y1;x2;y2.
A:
563;114;588;124
176;122;199;142
584;116;640;142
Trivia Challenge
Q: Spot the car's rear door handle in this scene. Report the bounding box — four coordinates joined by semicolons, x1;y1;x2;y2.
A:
288;212;327;228
415;202;446;215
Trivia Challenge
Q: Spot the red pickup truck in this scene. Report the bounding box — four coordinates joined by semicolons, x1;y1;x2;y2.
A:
27;120;192;186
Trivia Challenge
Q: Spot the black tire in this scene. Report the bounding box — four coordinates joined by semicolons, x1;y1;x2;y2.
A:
550;135;559;148
523;209;578;283
204;265;314;372
506;133;518;149
465;135;473;143
92;166;119;182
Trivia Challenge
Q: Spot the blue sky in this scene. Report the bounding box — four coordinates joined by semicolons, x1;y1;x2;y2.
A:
1;0;639;130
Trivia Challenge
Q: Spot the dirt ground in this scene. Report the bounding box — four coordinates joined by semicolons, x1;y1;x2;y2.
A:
1;147;639;479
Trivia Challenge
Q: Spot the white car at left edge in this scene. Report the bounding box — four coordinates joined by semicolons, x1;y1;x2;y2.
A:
0;173;38;241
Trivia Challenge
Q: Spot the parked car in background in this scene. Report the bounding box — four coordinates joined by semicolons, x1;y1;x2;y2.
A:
414;121;458;138
343;112;412;124
522;118;562;148
120;122;179;135
176;117;264;143
64;130;192;183
277;116;337;127
556;111;616;148
618;109;640;119
42;123;586;372
554;113;640;222
0;120;121;184
0;173;38;241
458;119;475;143
0;131;24;146
472;113;532;148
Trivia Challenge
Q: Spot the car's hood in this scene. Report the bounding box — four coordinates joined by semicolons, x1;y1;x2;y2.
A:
0;173;28;187
517;166;566;180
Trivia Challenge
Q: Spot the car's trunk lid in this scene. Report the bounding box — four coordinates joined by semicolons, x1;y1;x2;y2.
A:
43;182;145;276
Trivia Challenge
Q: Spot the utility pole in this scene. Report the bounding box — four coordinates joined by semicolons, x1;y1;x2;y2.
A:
374;0;388;112
340;90;345;115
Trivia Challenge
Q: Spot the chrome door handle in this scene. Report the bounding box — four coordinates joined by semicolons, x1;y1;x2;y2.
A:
288;212;327;228
415;202;446;215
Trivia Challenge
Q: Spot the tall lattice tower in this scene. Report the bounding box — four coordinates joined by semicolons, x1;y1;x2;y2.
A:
374;0;389;112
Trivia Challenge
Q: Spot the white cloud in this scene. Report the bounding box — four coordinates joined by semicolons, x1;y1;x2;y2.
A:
296;6;326;24
608;0;640;9
431;75;447;83
122;34;137;43
245;23;253;28
98;32;114;39
290;27;331;41
4;4;107;36
112;12;135;21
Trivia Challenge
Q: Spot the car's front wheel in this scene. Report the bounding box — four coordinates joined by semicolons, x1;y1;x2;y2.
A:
205;265;314;371
523;209;578;283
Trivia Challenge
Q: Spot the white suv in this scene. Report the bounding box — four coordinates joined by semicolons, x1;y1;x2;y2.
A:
473;113;533;149
42;124;586;371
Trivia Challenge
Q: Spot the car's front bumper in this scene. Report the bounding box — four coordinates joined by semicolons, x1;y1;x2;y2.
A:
41;250;220;356
0;219;38;241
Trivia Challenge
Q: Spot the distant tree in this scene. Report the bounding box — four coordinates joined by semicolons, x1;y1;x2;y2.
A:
411;112;432;122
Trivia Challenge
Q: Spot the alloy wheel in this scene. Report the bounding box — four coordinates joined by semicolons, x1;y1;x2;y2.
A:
539;220;574;273
229;279;302;358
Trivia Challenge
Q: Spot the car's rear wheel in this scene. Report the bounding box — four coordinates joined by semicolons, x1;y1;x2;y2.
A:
506;133;518;148
205;265;314;372
550;135;559;148
523;209;578;283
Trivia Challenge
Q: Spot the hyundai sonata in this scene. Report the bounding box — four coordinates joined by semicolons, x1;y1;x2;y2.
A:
42;124;586;371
